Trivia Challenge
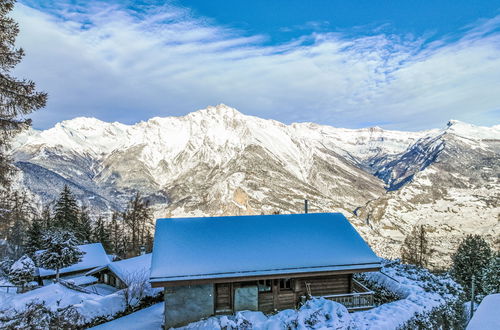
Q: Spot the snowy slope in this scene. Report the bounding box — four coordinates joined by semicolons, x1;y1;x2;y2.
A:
356;120;500;268
9;105;500;268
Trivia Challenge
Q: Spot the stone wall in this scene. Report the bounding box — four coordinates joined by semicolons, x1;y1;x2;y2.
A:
164;284;214;328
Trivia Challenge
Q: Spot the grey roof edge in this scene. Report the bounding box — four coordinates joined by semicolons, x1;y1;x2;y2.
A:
150;262;382;283
85;265;109;276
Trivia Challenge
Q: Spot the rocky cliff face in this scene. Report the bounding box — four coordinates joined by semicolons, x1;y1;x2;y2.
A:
10;105;500;268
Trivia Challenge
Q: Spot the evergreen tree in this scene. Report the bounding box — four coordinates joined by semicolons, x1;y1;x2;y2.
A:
92;216;111;251
0;0;47;187
40;204;52;230
138;198;154;253
481;253;499;295
77;205;93;243
36;229;84;281
123;193;153;257
8;254;35;292
401;224;429;268
1;191;34;259
109;211;125;258
24;218;44;256
452;235;492;297
7;219;25;259
52;185;80;232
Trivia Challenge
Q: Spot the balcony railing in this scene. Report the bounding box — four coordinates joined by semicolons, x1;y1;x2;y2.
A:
312;279;375;311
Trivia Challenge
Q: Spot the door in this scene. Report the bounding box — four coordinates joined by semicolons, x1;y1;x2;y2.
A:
215;283;232;314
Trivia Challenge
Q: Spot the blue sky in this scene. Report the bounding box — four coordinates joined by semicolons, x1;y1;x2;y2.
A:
12;0;500;130
180;0;499;43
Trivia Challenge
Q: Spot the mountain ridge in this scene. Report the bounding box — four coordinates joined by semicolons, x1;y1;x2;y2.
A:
10;104;500;268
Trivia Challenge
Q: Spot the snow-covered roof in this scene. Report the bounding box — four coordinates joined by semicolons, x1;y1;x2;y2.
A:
37;243;111;277
466;293;500;330
86;253;151;282
150;213;381;284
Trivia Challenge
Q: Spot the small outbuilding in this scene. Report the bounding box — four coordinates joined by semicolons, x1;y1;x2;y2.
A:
36;243;110;285
86;253;152;289
150;213;381;328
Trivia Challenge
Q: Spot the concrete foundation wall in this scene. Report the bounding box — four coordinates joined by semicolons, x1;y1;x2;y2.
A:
164;284;214;329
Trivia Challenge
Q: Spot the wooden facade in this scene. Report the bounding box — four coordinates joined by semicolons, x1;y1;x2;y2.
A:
94;269;126;289
210;273;359;315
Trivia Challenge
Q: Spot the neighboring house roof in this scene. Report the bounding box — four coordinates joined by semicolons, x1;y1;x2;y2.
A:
37;243;111;277
86;253;152;283
466;293;500;330
150;213;381;285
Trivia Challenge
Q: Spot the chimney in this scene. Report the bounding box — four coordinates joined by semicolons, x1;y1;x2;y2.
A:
140;246;146;256
304;199;308;214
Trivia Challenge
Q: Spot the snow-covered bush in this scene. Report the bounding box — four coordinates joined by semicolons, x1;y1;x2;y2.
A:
351;259;466;329
0;300;51;330
397;298;466;330
0;299;83;330
121;269;152;309
364;260;467;330
354;271;402;305
8;255;35;292
36;229;84;281
179;298;354;329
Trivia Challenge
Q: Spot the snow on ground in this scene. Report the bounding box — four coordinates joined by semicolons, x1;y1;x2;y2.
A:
466;293;500;330
0;283;100;311
0;282;128;325
0;271;163;327
89;302;164;330
86;283;119;295
351;263;458;329
179;299;354;330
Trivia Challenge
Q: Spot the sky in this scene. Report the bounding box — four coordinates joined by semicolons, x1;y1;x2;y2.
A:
10;0;500;130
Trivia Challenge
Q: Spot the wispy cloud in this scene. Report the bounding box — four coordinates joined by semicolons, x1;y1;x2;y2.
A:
12;1;500;130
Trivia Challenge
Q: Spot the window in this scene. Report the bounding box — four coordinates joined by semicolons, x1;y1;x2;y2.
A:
258;279;272;292
280;278;292;290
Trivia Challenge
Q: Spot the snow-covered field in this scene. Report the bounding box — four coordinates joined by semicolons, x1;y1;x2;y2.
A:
90;303;164;330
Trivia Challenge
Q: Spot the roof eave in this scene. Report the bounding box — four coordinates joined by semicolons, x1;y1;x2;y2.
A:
150;263;381;288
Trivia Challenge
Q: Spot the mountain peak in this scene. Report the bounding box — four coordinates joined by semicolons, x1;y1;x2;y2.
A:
58;116;109;130
204;104;242;115
444;119;499;140
446;119;463;127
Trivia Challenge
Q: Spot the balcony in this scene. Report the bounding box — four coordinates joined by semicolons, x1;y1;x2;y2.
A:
313;279;375;311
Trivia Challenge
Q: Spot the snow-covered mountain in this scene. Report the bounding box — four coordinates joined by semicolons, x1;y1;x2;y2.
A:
10;104;500;268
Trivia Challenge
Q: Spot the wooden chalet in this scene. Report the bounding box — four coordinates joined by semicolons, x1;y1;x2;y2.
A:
85;253;151;289
150;213;381;329
36;243;110;285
